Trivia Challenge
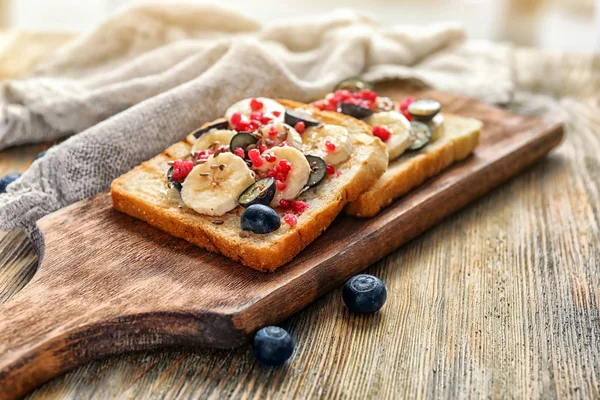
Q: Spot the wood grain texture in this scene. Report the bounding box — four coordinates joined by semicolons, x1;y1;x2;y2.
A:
0;86;563;399
0;48;598;400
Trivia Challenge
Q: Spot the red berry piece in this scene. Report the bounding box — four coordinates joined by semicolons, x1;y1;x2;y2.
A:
248;149;264;167
294;121;305;134
279;199;291;208
231;112;242;126
278;160;292;174
264;152;277;163
372;125;391;142
171;159;194;182
290;200;309;215
250;98;264;111
233;148;245;158
326;164;335;176
312;101;326;111
275;180;287;191
283;213;297;227
260;114;272;125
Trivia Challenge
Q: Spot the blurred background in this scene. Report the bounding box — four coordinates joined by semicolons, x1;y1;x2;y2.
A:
0;0;598;51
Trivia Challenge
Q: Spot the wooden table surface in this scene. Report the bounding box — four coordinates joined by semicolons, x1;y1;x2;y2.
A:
1;34;599;398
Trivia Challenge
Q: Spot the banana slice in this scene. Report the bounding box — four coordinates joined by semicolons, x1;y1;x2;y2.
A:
192;129;236;153
181;153;255;216
255;146;310;207
258;122;303;150
302;124;353;166
366;111;411;161
428;114;445;142
225;97;285;125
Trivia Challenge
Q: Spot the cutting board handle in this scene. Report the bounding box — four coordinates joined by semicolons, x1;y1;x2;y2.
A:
0;283;102;399
0;273;238;400
0;222;242;400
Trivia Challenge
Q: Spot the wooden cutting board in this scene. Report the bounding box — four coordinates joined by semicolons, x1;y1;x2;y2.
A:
0;86;564;399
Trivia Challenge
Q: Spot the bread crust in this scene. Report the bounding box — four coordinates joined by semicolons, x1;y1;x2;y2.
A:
345;114;482;217
111;100;387;272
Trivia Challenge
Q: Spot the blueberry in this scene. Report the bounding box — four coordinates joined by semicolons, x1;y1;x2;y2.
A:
253;326;294;367
0;173;22;193
342;274;387;313
241;204;280;234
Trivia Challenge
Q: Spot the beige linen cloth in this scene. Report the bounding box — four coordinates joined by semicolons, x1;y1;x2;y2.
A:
0;2;514;251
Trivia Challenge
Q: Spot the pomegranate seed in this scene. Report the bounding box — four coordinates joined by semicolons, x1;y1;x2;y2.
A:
264;152;277;163
290;200;309;214
195;149;213;161
326;164;335;176
260;114;272;124
233;148;245;158
372;125;391;142
312;101;325;110
279;199;291;208
252;158;264;168
272;111;281;117
283;213;297;227
250;98;263;111
275;180;287;191
268;125;279;137
235;120;249;131
399;97;415;112
231;112;242;125
171;159;194;182
259;144;268;153
294;121;305;134
325;140;337;152
278;159;292;173
248;148;261;161
250;111;263;122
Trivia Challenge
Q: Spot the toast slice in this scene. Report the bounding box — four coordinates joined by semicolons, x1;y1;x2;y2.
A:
345;114;482;217
111;100;387;272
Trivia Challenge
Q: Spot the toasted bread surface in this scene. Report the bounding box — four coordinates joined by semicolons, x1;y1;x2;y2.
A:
345;114;482;217
111;100;387;272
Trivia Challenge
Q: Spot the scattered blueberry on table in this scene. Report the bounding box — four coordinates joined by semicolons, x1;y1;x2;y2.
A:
0;173;22;193
343;274;387;313
253;326;294;367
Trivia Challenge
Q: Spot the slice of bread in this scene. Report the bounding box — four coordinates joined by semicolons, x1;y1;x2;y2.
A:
111;100;387;272
345;114;482;217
